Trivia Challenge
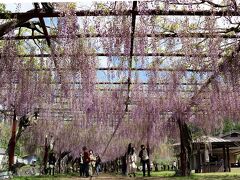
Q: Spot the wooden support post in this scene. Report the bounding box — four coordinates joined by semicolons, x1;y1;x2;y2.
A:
196;144;201;173
227;146;230;172
8;110;17;171
223;145;226;172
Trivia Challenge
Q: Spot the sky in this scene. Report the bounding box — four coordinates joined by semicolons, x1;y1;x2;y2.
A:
5;3;33;12
3;0;115;6
5;1;93;12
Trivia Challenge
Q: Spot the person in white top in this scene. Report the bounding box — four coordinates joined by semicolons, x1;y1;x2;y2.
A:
126;143;133;176
129;147;137;177
89;150;96;177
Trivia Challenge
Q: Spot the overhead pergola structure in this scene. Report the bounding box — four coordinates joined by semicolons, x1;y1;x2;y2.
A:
0;4;237;97
1;1;240;175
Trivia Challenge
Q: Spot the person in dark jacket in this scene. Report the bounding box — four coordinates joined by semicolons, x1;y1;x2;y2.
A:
48;152;56;176
82;146;90;177
121;154;127;176
139;144;150;177
79;153;84;177
95;154;101;175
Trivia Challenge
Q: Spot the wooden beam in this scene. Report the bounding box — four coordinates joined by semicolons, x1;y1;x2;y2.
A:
3;52;221;58
0;81;205;86
0;9;36;38
0;66;213;72
97;67;213;72
34;3;51;47
2;33;240;40
1;9;240;19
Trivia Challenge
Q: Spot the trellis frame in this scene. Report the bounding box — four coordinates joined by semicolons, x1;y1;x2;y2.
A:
0;1;239;117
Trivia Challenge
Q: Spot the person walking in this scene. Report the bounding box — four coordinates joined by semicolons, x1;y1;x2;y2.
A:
129;147;137;177
89;149;96;177
48;152;56;176
79;153;84;177
173;160;177;171
95;154;101;175
139;144;151;177
121;154;127;175
82;146;90;177
126;143;133;176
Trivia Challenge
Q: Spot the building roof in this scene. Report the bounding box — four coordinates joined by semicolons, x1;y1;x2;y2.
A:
173;136;231;146
221;131;240;139
194;136;231;143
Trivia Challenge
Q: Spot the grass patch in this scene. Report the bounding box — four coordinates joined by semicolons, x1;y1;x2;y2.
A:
136;168;240;179
136;170;175;177
13;173;78;180
13;168;240;179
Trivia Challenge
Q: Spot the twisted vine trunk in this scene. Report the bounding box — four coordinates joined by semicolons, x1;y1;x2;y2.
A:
177;118;192;176
6;112;35;171
8;110;17;171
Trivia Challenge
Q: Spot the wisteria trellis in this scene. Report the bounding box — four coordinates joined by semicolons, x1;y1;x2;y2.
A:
0;1;240;164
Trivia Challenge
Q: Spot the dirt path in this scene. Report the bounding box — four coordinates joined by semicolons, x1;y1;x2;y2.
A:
62;177;167;180
60;174;168;180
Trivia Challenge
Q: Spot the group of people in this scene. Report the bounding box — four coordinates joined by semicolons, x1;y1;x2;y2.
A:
45;142;151;177
79;146;101;178
125;143;151;177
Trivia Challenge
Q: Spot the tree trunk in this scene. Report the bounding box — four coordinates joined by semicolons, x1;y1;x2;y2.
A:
5;112;35;171
58;151;61;174
8;110;17;171
0;9;36;38
177;118;192;176
43;136;48;174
